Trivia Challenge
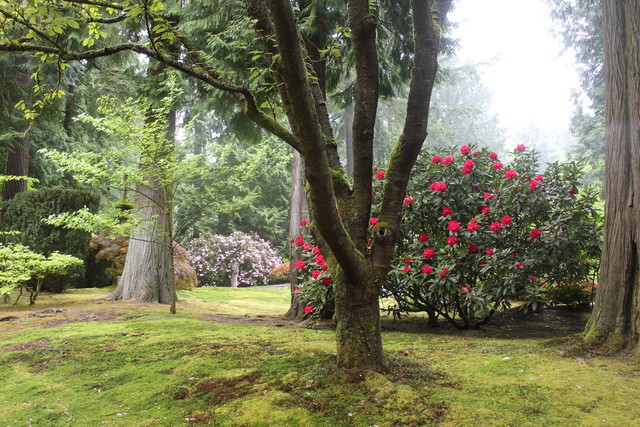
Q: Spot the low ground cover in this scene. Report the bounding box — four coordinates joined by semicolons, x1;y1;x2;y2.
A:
1;287;639;426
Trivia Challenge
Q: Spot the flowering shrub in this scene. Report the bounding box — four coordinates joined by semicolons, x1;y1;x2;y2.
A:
269;262;290;284
289;221;334;318
385;144;602;329
188;231;282;287
544;280;597;308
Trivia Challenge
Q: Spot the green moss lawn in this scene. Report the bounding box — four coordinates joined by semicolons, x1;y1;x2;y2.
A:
1;287;639;426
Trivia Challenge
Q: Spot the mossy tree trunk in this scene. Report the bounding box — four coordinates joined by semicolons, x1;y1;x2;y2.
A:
584;0;640;351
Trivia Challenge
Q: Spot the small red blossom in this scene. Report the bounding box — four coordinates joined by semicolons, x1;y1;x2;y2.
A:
484;192;494;201
489;152;499;159
304;305;315;314
462;159;476;176
447;220;461;233
423;248;436;258
469;244;479;253
303;243;313;251
403;266;412;273
472;151;481;156
311;270;321;279
528;179;540;190
504;169;518;179
321;263;328;271
515;262;524;268
370;217;379;226
418;234;429;243
516;144;526;152
442;155;454;165
313;246;321;255
294;236;305;247
460;285;472;295
404;257;414;265
530;228;542;239
300;220;308;226
430;182;448;192
535;175;545;181
404;195;415;205
493;162;504;171
422;265;433;274
467;221;479;233
482;206;491;215
294;260;305;269
442;206;454;216
447;235;458;246
375;170;385;179
570;187;578;195
490;221;502;232
439;268;449;278
529;275;537;280
293;287;301;295
486;248;494;256
315;255;325;264
322;277;332;286
431;155;442;164
460;145;471;155
501;215;512;225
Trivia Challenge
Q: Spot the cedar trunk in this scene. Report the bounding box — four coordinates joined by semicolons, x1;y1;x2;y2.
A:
584;0;640;351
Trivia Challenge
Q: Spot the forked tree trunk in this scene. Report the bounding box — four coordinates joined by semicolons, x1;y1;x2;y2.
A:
334;267;384;368
584;0;640;351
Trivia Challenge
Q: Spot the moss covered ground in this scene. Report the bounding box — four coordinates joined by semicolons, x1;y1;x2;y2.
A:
1;287;639;426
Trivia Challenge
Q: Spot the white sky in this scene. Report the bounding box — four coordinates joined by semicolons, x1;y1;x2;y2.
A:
448;0;579;152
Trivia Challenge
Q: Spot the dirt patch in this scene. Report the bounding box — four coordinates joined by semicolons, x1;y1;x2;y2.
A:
1;340;50;353
176;371;263;406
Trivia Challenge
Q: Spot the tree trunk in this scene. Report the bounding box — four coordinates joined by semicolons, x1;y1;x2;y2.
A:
584;0;640;351
2;55;31;201
344;105;354;176
286;149;308;319
334;267;384;368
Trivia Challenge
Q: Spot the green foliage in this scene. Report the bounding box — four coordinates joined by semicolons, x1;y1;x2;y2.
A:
384;144;602;328
0;243;82;302
545;281;596;308
0;187;99;259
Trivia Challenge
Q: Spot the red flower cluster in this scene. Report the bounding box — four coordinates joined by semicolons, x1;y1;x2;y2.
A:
370;217;379;226
294;260;305;269
530;228;542;239
516;144;526;152
442;156;454;165
442;206;453;216
460;285;472;295
447;220;461;233
418;234;429;243
490;221;502;232
489;152;499;159
423;248;436;258
403;266;411;273
300;220;308;226
468;244;479;253
501;215;512;225
430;182;447;192
422;265;433;274
404;195;414;205
460;145;471;155
304;305;315;314
439;268;449;278
462;159;476;175
447;235;458;246
431;155;442;164
467;219;479;233
504;169;518;179
375;170;385;179
295;236;305;247
528;179;540;190
493;162;504;171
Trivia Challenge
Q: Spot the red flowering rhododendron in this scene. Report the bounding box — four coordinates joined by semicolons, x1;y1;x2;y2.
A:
501;215;512;225
473;151;481;156
294;236;305;247
442;206;453;216
423;248;436;258
322;277;332;286
442;155;454;165
294;260;305;269
304;305;315;314
490;221;502;232
375;170;385;179
530;228;542;239
430;182;447;192
370;217;379;226
404;257;414;265
300;220;308;226
311;270;321;279
481;206;491;215
418;234;429;243
315;255;325;264
516;144;526;152
485;248;494;256
460;145;471;155
504;169;518;179
468;244;479;253
320;263;328;270
484;192;494;201
403;266;411;273
489;152;498;159
528;179;540;190
431;155;442;164
467;220;479;233
312;246;321;255
404;195;415;205
439;268;449;278
462;159;476;175
422;265;433;274
493;162;504;171
447;235;458;246
447;220;461;233
460;285;472;295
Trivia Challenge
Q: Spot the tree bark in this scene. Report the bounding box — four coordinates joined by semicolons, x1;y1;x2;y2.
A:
584;0;640;351
286;149;308;319
2;54;32;201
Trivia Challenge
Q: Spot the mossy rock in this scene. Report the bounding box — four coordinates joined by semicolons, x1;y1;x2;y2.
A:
86;233;198;289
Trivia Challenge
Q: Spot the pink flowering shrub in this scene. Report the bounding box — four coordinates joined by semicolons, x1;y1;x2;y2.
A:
188;231;282;287
385;145;602;329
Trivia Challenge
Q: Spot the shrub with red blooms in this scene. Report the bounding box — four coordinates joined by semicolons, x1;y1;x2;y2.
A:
384;144;602;329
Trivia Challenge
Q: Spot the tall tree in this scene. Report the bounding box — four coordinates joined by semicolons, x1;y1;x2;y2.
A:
0;0;452;370
584;0;640;351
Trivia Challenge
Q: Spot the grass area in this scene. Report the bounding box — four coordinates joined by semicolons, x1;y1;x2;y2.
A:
1;287;639;426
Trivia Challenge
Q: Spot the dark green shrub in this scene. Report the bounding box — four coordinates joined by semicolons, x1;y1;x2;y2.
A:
0;188;100;291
